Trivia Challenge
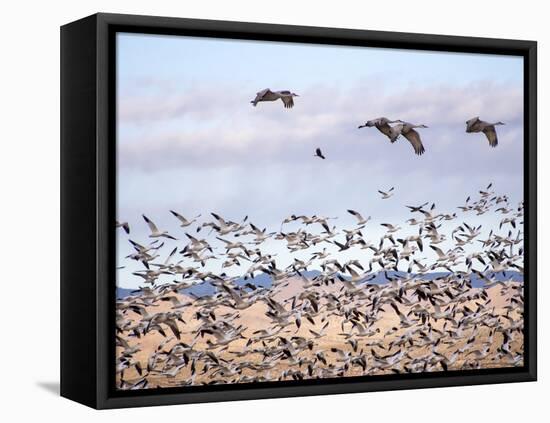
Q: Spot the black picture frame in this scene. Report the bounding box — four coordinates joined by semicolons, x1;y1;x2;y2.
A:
60;12;537;409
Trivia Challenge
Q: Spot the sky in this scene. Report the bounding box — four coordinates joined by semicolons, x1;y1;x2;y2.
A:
116;32;524;289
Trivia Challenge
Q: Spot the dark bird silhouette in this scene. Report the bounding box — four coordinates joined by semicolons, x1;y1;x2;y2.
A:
314;148;326;160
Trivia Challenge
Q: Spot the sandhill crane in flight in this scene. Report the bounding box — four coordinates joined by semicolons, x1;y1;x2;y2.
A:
389;121;427;155
465;117;505;147
251;88;299;108
358;117;401;141
314;148;326;159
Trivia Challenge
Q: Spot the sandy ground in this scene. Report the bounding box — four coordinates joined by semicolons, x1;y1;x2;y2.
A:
116;277;524;389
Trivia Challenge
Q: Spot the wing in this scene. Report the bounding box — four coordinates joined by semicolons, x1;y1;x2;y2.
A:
116;335;131;349
347;267;360;278
170;210;187;223
430;245;445;258
211;212;226;224
142;215;159;233
164;247;177;265
466;117;480;132
347;209;361;220
269;299;287;314
419;210;433;219
185;233;198;242
376;122;394;139
353;321;366;333
482;126;498;147
164;320;181;340
256;88;271;98
221;284;243;304
251;88;271;106
129;239;145;251
281;96;294;109
402;129;425;155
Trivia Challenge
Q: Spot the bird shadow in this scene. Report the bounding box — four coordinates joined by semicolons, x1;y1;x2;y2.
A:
36;381;60;396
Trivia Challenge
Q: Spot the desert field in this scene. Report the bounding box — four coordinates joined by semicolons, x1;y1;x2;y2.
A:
116;274;524;389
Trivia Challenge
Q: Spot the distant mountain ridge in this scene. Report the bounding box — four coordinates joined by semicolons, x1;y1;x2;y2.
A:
116;270;523;299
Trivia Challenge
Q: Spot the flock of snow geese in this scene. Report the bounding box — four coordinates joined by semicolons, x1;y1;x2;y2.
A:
251;88;506;157
116;183;524;389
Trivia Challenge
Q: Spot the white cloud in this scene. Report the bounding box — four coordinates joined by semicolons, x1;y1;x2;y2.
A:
117;79;523;173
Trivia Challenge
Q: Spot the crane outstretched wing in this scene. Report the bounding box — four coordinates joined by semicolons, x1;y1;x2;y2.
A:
482;126;498;147
402;128;426;155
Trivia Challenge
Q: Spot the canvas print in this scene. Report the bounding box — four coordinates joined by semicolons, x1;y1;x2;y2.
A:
115;33;524;390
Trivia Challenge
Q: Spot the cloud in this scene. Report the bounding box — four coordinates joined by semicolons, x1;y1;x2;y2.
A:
118;83;244;123
117;79;523;174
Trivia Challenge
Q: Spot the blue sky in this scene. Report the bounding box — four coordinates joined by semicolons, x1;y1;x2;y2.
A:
117;33;522;89
116;32;524;289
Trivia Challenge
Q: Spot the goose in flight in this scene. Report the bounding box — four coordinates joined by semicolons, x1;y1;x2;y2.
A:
406;202;429;213
314;148;326;160
358;117;400;141
378;187;394;199
465;117;505;147
389;121;427;155
116;220;130;234
347;209;370;225
381;223;401;234
169;210;201;227
142;215;177;240
251;88;299;108
115;181;525;386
